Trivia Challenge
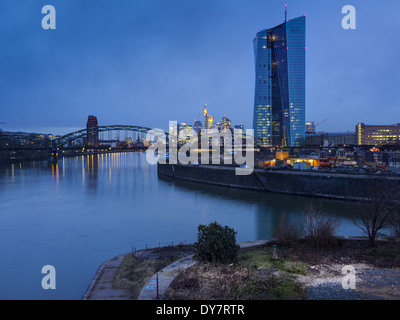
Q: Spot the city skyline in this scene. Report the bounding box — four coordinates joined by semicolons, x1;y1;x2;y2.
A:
1;1;400;136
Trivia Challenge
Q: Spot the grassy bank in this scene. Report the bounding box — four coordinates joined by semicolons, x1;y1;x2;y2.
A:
112;245;194;299
164;239;400;300
164;246;307;300
111;239;400;300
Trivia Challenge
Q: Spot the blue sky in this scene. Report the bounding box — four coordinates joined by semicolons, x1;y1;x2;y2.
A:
1;0;399;135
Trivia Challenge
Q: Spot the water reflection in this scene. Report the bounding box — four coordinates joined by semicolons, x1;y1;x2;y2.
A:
158;174;360;240
86;155;99;192
51;163;59;187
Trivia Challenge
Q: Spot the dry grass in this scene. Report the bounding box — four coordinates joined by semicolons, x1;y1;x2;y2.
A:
272;239;400;268
112;255;163;299
113;240;400;300
113;245;194;299
164;240;400;300
164;247;306;300
164;263;253;300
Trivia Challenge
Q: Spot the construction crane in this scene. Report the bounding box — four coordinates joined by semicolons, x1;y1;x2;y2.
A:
315;116;332;130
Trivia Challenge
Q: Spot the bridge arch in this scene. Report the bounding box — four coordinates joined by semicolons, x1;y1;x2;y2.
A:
52;125;264;149
1;125;265;151
51;125;169;148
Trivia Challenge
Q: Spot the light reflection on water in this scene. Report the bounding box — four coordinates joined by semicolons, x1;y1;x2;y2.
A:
0;152;361;299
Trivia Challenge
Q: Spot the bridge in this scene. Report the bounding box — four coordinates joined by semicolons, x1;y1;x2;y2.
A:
51;125;169;149
0;125;264;164
1;125;263;149
0;125;169;150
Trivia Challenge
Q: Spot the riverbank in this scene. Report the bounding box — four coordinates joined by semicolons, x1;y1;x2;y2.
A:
0;148;147;165
57;148;147;159
158;163;400;201
82;245;196;300
0;149;49;164
83;237;400;300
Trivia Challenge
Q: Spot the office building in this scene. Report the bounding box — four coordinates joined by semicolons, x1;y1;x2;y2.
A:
234;125;245;134
204;104;209;132
207;115;214;131
306;121;316;134
306;132;356;147
222;116;232;130
253;14;306;147
356;123;400;146
214;122;222;132
178;122;194;143
193;120;202;135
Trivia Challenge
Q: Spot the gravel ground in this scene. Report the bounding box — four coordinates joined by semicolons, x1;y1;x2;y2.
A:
306;283;382;300
299;263;400;300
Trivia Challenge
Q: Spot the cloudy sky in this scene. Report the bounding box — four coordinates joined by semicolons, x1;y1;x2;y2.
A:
1;0;399;135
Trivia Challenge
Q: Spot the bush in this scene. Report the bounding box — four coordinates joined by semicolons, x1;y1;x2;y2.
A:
303;203;339;248
194;222;240;264
273;214;303;246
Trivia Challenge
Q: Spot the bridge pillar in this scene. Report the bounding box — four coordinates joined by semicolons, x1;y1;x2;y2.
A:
48;149;58;164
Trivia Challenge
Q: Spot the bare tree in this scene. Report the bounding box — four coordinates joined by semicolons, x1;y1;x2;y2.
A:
353;179;400;247
303;201;339;248
273;213;303;246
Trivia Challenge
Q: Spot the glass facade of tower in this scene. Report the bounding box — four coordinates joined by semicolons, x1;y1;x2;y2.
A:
253;16;306;147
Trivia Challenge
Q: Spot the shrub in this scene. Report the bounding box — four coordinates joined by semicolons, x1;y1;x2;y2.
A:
194;221;240;264
273;214;303;246
303;203;339;248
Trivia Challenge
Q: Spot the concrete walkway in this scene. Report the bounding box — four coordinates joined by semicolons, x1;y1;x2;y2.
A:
82;240;270;300
82;254;133;300
137;254;197;300
137;239;270;300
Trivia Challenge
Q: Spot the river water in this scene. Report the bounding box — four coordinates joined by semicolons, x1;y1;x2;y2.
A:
0;152;362;299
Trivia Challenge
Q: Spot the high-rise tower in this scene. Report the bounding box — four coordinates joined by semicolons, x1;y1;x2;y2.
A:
253;13;306;147
86;115;99;147
204;103;208;132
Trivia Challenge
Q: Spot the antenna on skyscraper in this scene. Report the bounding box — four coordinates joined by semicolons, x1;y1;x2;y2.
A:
285;4;288;22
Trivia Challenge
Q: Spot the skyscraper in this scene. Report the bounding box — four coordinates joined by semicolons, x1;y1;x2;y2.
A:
204;103;208;132
207;115;214;130
253;14;306;147
214;122;222;132
193;120;203;135
222;116;232;130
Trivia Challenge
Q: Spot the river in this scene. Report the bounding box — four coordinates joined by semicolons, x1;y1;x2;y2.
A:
0;152;362;299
